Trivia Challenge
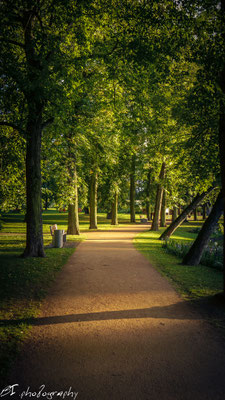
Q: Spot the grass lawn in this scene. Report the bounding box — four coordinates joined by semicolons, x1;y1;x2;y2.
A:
134;221;225;332
0;209;132;385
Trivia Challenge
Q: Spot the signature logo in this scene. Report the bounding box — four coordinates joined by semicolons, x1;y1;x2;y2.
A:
0;385;78;399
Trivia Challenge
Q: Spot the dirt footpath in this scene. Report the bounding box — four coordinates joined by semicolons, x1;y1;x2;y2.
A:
8;225;225;400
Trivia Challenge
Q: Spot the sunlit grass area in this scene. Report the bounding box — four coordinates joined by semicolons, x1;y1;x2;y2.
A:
134;222;225;335
0;209;133;235
134;222;223;300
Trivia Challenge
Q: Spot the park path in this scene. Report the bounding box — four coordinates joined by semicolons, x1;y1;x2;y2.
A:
9;224;225;400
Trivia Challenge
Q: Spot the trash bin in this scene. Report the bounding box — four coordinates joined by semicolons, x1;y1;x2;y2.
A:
54;229;64;248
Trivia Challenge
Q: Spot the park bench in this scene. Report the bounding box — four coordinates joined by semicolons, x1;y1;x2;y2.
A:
140;215;148;223
50;224;67;247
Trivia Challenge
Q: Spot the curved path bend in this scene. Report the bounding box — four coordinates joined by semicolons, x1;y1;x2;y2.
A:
9;225;225;400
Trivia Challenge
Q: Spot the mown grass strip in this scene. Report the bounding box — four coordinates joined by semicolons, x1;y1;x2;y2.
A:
134;223;225;332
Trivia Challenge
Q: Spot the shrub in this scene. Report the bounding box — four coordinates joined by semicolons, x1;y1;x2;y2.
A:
163;239;223;271
162;239;191;257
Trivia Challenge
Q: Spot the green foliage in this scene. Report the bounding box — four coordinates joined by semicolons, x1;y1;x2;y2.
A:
163;239;191;258
0;0;224;255
163;238;223;271
0;128;26;212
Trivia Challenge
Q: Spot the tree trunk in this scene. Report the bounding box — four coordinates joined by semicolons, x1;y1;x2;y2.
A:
89;171;98;229
107;211;112;219
67;166;80;235
194;208;198;221
178;205;181;216
44;191;48;211
23;111;45;257
219;3;225;291
159;187;215;241
151;162;166;231
130;155;136;223
183;191;224;265
172;206;178;222
160;189;166;227
202;204;206;220
145;168;152;220
111;190;118;225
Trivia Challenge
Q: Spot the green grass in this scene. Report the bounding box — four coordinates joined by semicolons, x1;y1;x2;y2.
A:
0;245;76;386
0;209;132;236
134;222;223;299
134;222;225;332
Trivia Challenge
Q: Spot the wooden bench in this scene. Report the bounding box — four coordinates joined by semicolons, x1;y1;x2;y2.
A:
140;215;148;223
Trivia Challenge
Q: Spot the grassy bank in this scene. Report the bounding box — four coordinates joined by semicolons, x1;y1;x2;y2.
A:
134;222;225;331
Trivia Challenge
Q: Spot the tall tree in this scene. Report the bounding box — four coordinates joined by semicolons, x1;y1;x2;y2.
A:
0;0;93;256
130;154;136;223
151;162;166;231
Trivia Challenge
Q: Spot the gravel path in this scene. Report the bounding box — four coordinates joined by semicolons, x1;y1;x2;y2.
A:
8;225;225;400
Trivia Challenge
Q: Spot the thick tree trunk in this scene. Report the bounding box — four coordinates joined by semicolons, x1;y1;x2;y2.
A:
145;168;152;220
151;162;166;231
67;167;80;235
89;171;98;229
172;206;178;222
159;187;215;241
146;205;151;221
194;208;198;221
160;189;166;227
183;191;224;265
67;203;80;235
23;112;45;257
111;190;118;225
130;155;136;223
219;3;225;291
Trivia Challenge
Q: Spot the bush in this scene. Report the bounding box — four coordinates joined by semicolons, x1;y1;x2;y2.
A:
162;239;191;257
163;239;223;271
202;241;223;271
